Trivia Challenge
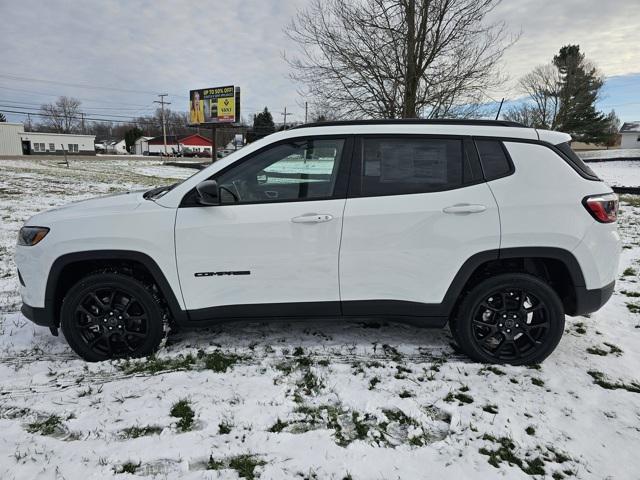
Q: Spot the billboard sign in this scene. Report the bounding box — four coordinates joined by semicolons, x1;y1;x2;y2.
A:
189;85;239;125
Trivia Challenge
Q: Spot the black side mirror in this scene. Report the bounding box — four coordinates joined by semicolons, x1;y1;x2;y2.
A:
195;180;219;205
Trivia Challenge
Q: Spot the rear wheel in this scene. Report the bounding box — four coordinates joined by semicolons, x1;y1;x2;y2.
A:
451;273;565;365
60;272;165;362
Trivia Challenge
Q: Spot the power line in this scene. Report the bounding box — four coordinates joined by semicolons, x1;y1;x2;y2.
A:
0;108;144;124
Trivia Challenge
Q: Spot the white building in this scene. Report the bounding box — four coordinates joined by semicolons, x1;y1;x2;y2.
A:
620;122;640;149
133;136;153;155
0;123;95;155
0;123;24;155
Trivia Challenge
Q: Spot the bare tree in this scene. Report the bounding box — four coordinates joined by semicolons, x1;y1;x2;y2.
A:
516;64;561;128
285;0;516;119
502;103;538;127
40;96;82;133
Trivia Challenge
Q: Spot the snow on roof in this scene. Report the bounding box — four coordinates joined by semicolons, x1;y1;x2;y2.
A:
620;122;640;133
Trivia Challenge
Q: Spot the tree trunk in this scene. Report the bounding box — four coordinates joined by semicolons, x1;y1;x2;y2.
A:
403;0;417;118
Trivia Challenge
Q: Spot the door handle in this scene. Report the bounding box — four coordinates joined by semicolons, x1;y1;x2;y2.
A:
442;204;486;214
291;214;334;224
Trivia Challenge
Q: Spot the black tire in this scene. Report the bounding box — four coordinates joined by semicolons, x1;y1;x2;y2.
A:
60;272;165;362
450;273;565;365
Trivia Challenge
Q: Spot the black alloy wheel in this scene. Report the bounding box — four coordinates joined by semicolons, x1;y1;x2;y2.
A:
61;273;165;361
451;273;565;365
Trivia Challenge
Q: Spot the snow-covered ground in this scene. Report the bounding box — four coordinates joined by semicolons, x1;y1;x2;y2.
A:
577;149;640;161
0;159;639;479
589;161;640;188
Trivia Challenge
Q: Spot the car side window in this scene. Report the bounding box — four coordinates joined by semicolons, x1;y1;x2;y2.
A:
358;137;464;196
475;140;512;180
215;138;345;204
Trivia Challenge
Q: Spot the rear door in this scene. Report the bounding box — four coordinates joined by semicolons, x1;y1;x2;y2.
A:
339;135;500;315
174;136;352;319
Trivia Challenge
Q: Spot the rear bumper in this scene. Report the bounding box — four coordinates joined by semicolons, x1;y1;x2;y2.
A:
570;280;615;316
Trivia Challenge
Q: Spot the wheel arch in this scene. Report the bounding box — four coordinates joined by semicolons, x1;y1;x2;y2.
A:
44;250;187;327
444;247;585;318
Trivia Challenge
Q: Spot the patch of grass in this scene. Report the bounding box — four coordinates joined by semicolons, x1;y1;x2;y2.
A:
482;404;498;414
115;461;141;474
218;420;233;435
170;399;195;432
381;344;402;362
586;346;608;356
622;266;637;277
587;370;640;393
573;322;587;334
531;378;545;387
620;194;640;207
522;457;546;475
206;456;225;470
269;418;288;433
621;290;640;297
445;391;474;404
626;302;640;314
121;425;162;438
604;342;623;355
120;353;196;374
479;435;546;476
26;415;62;436
398;390;413;399
525;426;536;436
297;370;324;396
201;350;241;373
205;454;266;479
229;455;266;480
482;366;506;376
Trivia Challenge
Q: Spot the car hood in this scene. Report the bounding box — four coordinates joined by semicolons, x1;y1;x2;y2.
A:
26;190;148;225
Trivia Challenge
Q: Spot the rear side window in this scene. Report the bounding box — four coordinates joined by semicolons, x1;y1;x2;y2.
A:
555;142;600;181
475;140;512;180
358;137;464;196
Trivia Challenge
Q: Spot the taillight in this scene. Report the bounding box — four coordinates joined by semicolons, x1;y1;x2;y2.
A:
583;193;618;223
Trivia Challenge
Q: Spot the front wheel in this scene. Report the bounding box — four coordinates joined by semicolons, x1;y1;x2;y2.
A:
60;272;165;362
451;273;565;365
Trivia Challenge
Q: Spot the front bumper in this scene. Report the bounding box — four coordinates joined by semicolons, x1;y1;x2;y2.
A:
570;280;615;316
21;303;58;335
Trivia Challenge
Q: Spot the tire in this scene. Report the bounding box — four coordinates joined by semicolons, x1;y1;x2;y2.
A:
450;273;565;365
60;272;165;362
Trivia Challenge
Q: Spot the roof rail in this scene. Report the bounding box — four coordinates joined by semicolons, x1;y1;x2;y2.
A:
292;119;527;129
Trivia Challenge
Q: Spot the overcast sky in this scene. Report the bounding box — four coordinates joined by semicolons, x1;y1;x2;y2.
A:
0;0;638;125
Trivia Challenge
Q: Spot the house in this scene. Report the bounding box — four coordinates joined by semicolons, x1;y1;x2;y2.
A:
0;123;96;156
620;122;640;149
98;139;128;154
146;134;212;156
133;136;154;155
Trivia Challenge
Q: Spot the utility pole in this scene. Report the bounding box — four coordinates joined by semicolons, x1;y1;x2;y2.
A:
80;112;85;134
281;107;290;129
154;94;170;156
304;102;308;124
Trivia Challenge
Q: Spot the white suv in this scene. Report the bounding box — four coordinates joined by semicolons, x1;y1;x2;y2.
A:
15;120;620;364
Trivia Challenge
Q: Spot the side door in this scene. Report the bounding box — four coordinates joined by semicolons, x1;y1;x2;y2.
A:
339;135;500;316
175;136;352;320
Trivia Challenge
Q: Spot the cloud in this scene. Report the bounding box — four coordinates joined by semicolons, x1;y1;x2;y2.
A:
0;0;638;123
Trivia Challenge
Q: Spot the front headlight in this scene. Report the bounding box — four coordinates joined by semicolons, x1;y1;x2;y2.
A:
17;226;49;246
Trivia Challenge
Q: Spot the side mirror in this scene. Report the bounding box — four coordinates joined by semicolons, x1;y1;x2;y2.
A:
195;180;219;206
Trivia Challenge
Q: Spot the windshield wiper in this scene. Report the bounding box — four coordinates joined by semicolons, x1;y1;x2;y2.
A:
143;183;178;200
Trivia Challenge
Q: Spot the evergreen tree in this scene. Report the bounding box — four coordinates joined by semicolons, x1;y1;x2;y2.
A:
124;127;144;153
0;112;6;122
252;107;275;138
553;45;608;143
